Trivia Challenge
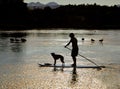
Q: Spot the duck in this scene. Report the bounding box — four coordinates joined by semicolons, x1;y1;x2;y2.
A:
99;39;103;42
82;38;85;41
10;38;15;42
15;38;20;42
91;39;95;42
21;38;27;42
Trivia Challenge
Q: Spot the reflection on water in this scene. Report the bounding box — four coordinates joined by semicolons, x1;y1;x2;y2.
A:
0;29;120;89
71;66;78;85
53;66;64;72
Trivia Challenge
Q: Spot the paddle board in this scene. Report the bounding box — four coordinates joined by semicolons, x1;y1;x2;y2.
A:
39;63;105;68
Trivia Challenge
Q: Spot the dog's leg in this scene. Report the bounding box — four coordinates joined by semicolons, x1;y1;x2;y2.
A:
54;59;56;65
60;57;65;66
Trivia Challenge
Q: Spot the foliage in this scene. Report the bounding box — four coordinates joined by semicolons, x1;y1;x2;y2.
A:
0;2;120;29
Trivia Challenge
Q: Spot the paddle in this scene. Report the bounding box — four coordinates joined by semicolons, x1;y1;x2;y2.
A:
65;47;105;69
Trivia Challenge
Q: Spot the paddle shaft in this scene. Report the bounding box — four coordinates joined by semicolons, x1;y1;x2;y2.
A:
65;47;100;67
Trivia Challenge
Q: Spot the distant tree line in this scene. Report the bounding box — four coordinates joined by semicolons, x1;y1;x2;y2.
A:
0;2;120;29
0;1;29;29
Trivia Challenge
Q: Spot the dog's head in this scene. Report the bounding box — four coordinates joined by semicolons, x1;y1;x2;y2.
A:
51;53;55;56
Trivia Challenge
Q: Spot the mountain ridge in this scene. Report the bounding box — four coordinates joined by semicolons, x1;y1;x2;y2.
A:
27;2;60;9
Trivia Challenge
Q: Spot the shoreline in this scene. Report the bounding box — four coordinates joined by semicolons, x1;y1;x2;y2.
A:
0;25;120;30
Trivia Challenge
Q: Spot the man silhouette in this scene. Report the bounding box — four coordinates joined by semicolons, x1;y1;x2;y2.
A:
65;33;79;66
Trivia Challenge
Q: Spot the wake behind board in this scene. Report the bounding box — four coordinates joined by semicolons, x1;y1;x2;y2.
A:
39;63;105;68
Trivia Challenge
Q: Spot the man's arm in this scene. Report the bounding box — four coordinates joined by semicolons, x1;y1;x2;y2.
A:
65;40;71;48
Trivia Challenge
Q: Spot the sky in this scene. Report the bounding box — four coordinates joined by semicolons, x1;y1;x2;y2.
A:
24;0;120;6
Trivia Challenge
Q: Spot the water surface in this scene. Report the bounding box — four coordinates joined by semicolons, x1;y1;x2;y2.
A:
0;29;120;89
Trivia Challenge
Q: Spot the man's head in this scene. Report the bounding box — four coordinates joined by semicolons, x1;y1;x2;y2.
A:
69;33;74;38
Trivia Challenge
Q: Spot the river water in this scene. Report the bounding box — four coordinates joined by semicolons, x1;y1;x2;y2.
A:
0;29;120;89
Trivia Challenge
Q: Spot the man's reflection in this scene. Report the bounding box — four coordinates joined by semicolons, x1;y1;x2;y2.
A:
53;65;78;84
71;66;78;84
